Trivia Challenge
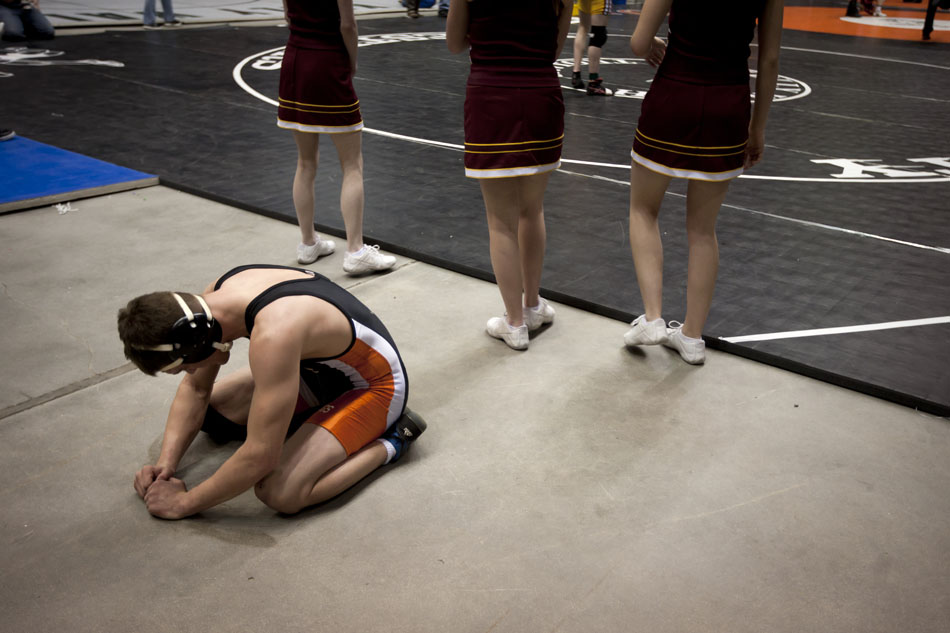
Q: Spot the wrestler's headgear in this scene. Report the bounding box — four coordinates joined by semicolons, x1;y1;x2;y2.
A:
132;293;232;372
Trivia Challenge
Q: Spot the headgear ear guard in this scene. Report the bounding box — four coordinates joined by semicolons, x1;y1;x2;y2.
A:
133;293;232;372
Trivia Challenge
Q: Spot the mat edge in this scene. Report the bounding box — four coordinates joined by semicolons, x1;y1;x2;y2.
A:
160;178;950;420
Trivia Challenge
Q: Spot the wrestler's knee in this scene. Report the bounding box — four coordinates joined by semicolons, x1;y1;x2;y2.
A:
254;477;304;514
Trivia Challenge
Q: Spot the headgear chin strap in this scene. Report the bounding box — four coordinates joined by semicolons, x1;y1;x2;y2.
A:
134;293;232;372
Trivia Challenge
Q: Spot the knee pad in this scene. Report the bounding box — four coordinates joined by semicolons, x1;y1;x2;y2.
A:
589;25;607;49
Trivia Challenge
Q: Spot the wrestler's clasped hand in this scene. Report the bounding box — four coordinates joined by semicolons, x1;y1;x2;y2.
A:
144;478;190;520
133;463;173;498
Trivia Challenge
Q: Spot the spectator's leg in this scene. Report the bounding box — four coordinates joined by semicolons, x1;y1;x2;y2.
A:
588;13;609;77
573;11;591;75
23;7;55;40
160;0;176;23
143;0;157;26
923;0;939;39
0;6;27;41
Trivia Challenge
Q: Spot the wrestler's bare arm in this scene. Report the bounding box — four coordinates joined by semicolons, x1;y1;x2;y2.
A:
133;280;222;499
133;365;221;498
144;322;304;519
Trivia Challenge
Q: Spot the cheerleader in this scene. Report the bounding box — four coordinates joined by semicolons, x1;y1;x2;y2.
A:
623;0;783;364
278;0;396;274
446;0;573;350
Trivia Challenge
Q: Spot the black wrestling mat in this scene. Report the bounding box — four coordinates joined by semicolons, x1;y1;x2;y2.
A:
3;15;948;415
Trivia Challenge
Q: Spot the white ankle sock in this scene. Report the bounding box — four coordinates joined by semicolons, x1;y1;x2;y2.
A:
378;438;396;464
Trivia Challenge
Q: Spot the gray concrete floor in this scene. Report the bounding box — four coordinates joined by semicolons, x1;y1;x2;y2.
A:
2;186;949;632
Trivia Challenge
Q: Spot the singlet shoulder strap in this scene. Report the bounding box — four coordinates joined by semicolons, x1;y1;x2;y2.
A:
213;264;309;290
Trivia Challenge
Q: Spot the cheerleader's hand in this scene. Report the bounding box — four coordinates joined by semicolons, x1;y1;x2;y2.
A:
646;37;667;67
744;128;766;168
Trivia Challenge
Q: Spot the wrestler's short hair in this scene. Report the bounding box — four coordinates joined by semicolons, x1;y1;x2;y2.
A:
117;291;189;375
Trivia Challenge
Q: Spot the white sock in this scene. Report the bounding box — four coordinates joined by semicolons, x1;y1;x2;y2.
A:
349;245;366;256
378;438;396;464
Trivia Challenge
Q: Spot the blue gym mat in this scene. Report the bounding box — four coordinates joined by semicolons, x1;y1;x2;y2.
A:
0;136;156;211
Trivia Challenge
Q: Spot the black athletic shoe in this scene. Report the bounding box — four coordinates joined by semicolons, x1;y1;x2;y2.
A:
381;408;428;464
0;129;15;142
438;8;448;18
586;78;612;96
571;75;586;90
